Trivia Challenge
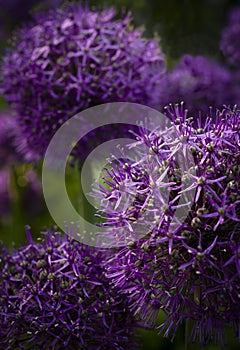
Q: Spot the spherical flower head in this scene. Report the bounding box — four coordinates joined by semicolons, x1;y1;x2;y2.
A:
93;103;240;345
220;7;240;67
158;55;238;115
0;228;137;349
1;3;166;161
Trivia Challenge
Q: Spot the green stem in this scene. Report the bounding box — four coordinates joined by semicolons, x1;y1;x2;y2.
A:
185;318;201;350
79;163;96;225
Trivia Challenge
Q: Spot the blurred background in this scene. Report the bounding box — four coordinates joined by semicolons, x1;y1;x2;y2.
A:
0;0;240;349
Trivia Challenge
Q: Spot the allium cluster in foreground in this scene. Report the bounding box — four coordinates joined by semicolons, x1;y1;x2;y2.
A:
1;3;165;161
0;228;137;349
94;104;240;345
220;7;240;67
158;55;238;115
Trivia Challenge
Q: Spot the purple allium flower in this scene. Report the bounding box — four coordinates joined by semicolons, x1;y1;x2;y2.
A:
93;103;240;345
1;3;165;161
0;228;137;349
220;7;240;67
158;55;238;115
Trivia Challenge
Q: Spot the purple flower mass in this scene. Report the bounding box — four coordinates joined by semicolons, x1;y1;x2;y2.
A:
1;3;165;161
0;229;137;349
220;7;240;67
158;55;238;115
94;104;240;345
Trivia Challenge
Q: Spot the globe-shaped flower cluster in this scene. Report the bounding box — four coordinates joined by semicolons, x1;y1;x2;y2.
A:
158;55;238;115
93;103;240;344
1;3;165;161
0;228;137;349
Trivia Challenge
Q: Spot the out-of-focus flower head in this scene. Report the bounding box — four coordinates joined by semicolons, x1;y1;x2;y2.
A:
93;103;240;345
220;7;240;67
0;228;138;349
158;55;238;116
1;3;166;161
